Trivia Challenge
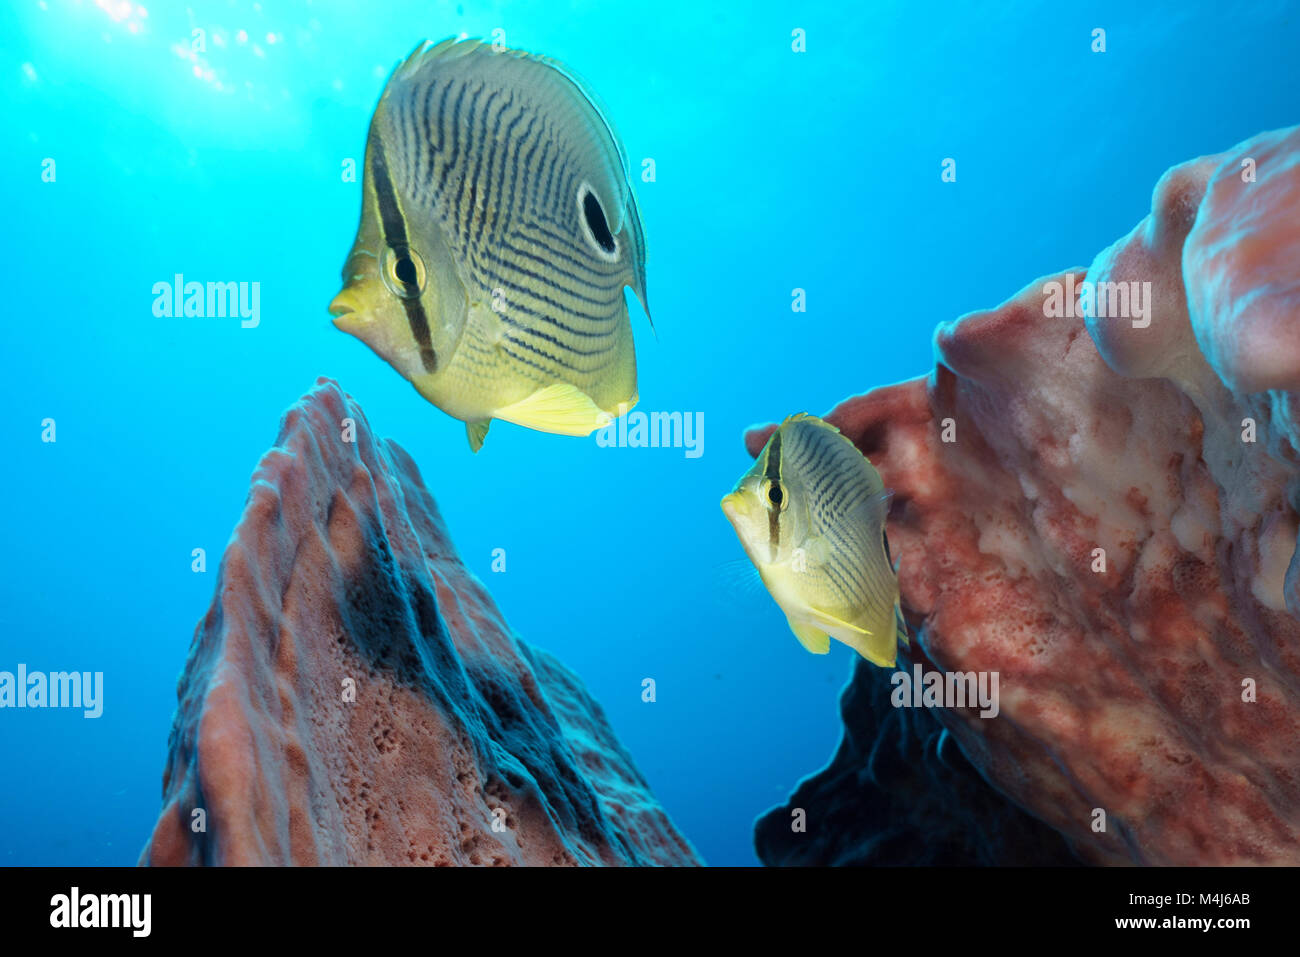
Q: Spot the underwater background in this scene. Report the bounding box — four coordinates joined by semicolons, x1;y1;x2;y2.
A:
2;0;1299;866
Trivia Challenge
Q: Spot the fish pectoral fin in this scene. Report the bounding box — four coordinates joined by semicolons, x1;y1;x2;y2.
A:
466;419;491;453
787;619;830;655
798;535;833;567
809;608;871;635
492;383;613;437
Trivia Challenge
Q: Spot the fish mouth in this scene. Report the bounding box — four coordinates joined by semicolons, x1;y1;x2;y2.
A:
721;493;765;572
328;290;356;318
328;291;364;334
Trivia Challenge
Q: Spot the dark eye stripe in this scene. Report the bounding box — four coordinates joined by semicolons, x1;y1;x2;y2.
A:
764;429;783;486
765;430;783;561
368;128;437;374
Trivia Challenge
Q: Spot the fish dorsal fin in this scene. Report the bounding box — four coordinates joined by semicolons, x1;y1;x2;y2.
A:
466;419;490;453
787;619;831;655
393;39;630;218
782;412;840;433
383;37;648;315
782;413;888;487
492;382;613;437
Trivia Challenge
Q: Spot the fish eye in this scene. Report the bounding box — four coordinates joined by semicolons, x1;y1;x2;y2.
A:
577;182;619;261
763;480;787;510
381;246;427;299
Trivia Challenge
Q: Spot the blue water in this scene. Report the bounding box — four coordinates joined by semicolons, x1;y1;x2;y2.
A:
2;0;1298;867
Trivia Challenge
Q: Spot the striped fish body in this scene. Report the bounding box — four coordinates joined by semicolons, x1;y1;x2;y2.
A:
329;38;649;451
720;414;904;667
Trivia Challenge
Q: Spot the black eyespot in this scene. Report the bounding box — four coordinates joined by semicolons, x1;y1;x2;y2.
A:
581;189;616;254
394;255;418;286
768;484;784;507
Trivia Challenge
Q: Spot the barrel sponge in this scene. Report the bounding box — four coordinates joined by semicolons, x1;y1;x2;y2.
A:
1184;126;1300;394
140;379;701;867
753;127;1300;866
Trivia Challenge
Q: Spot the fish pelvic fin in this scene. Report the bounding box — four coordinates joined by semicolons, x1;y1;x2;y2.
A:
810;608;870;635
895;598;910;646
492;382;614;437
788;619;830;655
467;419;490;453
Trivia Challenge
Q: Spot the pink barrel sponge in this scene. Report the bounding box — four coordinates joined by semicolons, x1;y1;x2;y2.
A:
751;126;1300;865
1185;127;1300;394
141;379;700;866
